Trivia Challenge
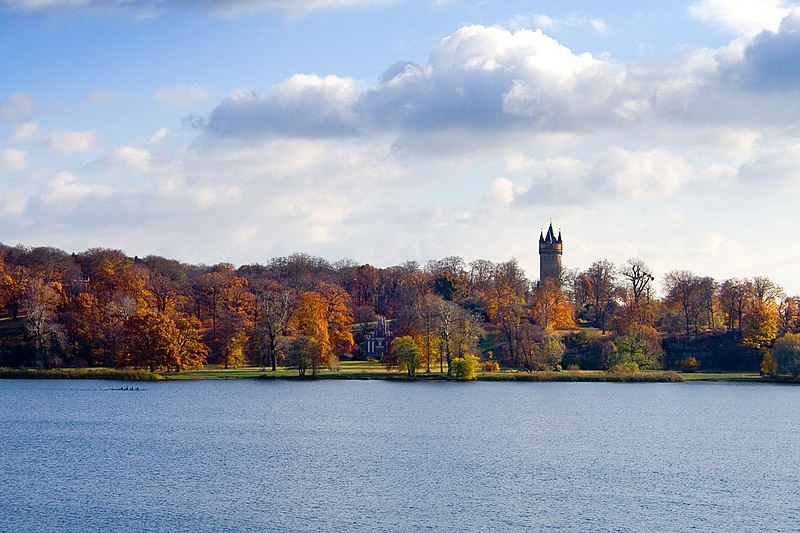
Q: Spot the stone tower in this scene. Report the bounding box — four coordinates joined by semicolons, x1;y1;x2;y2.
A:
539;221;562;284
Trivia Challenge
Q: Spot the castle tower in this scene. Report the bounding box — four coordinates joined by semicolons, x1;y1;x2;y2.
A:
539;221;562;284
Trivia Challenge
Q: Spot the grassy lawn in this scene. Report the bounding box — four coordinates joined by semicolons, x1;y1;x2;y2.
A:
161;361;684;382
679;371;763;381
166;360;434;380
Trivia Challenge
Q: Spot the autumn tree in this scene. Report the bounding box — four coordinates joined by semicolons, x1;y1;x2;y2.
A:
290;290;342;371
451;308;483;362
316;281;355;359
779;297;800;335
449;353;478;380
531;278;576;331
1;264;33;320
413;293;443;373
487;284;527;368
143;255;188;314
216;276;254;368
172;316;209;371
120;310;179;371
63;292;106;365
343;263;379;309
741;277;783;350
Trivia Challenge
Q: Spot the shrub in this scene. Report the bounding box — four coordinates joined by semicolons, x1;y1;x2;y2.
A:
676;356;700;372
483;361;500;372
565;363;580;371
761;351;777;376
609;361;639;374
450;354;478;381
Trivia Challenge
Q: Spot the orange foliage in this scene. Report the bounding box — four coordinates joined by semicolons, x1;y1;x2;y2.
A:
531;280;576;330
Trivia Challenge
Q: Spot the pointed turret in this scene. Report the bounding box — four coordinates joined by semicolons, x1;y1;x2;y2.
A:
543;222;557;243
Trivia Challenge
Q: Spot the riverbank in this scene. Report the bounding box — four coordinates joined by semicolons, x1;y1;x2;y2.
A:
0;367;163;380
2;362;788;383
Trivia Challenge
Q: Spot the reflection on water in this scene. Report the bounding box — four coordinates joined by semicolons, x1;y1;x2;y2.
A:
1;380;799;532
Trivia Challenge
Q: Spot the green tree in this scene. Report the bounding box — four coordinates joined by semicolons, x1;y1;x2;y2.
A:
772;333;800;377
540;334;565;371
391;335;421;376
608;326;664;371
285;335;323;377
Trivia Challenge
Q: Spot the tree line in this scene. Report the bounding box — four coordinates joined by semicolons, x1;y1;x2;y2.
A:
1;243;799;377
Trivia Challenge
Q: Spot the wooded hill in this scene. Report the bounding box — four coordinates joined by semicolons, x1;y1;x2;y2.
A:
1;243;797;375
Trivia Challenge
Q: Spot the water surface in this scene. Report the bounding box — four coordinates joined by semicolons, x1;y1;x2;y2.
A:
1;380;799;532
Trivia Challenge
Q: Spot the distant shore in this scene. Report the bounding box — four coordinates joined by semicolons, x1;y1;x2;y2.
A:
1;361;779;383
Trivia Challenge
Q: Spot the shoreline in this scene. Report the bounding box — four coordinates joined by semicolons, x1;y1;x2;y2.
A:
0;365;780;383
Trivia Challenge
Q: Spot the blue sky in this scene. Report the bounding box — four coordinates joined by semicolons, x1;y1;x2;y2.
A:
2;0;800;294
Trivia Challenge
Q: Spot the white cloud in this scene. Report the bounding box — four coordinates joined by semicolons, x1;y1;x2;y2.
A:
153;84;211;108
110;146;151;172
689;0;793;35
41;171;113;208
487;176;523;206
207;74;358;137
0;148;28;171
0;92;35;121
8;121;39;142
0;188;29;216
41;129;96;153
511;13;611;36
7;21;800;293
501;148;692;204
205;22;800;144
148;127;170;144
737;143;800;185
591;147;693;198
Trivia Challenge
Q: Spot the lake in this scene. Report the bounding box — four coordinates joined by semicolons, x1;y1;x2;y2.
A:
1;379;799;532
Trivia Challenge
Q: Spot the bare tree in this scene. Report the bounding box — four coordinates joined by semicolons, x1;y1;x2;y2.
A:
253;280;297;371
584;259;618;333
663;270;703;335
25;280;66;369
619;258;654;304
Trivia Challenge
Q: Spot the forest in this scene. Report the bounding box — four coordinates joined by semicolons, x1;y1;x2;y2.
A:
1;243;799;378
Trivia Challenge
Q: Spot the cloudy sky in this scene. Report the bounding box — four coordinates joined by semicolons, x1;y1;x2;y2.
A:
2;0;800;293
